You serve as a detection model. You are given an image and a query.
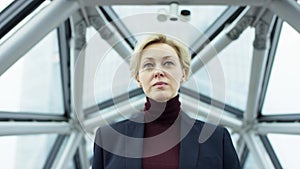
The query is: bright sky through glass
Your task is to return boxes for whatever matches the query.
[0,0,15,12]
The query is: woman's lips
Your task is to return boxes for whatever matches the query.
[153,82,167,88]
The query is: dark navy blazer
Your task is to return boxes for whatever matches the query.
[92,112,241,169]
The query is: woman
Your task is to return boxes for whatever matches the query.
[92,34,241,169]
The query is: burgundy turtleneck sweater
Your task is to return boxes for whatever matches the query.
[142,95,181,169]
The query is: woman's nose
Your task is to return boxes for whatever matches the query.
[154,69,164,78]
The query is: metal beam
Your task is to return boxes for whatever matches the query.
[268,0,300,33]
[84,92,243,133]
[83,96,145,132]
[256,122,300,135]
[236,135,247,159]
[180,87,243,118]
[244,49,269,122]
[243,132,275,169]
[51,131,83,169]
[87,6,132,62]
[190,31,232,74]
[0,111,67,121]
[58,21,72,118]
[180,95,243,131]
[84,0,269,6]
[258,18,283,114]
[77,139,90,169]
[259,114,300,122]
[0,121,71,136]
[43,135,66,169]
[244,10,275,122]
[84,88,144,116]
[190,6,242,58]
[191,7,253,74]
[70,10,88,123]
[100,6,136,49]
[259,135,283,169]
[0,0,79,76]
[0,0,44,39]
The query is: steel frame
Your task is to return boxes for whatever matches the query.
[0,0,80,76]
[1,0,300,168]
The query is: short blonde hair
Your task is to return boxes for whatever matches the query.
[130,34,191,80]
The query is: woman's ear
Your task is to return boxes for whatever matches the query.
[181,68,187,82]
[136,75,142,87]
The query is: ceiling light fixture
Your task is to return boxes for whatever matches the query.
[157,2,191,22]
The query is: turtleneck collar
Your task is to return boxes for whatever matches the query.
[144,95,181,124]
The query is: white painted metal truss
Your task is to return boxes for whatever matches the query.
[0,0,300,168]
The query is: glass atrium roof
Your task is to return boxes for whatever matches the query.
[0,0,300,168]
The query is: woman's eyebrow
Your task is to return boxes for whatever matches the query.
[163,55,173,59]
[162,55,176,60]
[142,55,176,61]
[141,57,154,61]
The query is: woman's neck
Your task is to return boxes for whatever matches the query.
[144,95,181,124]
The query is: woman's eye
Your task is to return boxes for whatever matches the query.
[164,61,174,66]
[144,63,154,68]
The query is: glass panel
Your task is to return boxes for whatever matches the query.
[113,5,227,45]
[243,151,260,169]
[268,134,300,169]
[187,28,254,111]
[67,160,76,169]
[262,22,300,115]
[85,135,93,166]
[0,134,57,169]
[83,27,138,109]
[0,1,51,45]
[0,0,15,12]
[0,30,64,114]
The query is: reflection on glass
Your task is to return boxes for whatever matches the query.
[0,134,57,169]
[0,0,15,12]
[268,134,300,169]
[262,22,300,115]
[83,28,138,109]
[0,30,64,114]
[189,28,254,111]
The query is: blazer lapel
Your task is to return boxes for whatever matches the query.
[179,113,201,169]
[124,114,144,169]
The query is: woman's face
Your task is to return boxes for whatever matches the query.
[136,43,186,102]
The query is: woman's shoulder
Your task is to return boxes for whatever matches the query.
[95,112,144,134]
[182,112,228,136]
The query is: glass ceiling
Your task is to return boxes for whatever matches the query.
[262,22,300,115]
[83,5,229,109]
[1,1,300,169]
[188,28,254,111]
[0,0,15,13]
[0,30,64,114]
[113,5,227,45]
[268,134,300,169]
[84,27,137,108]
[0,0,51,45]
[0,134,57,169]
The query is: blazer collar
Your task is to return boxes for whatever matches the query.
[125,114,144,169]
[124,112,201,169]
[179,112,201,169]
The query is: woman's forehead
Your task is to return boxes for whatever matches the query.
[141,43,178,58]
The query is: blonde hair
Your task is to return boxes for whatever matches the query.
[130,34,191,80]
